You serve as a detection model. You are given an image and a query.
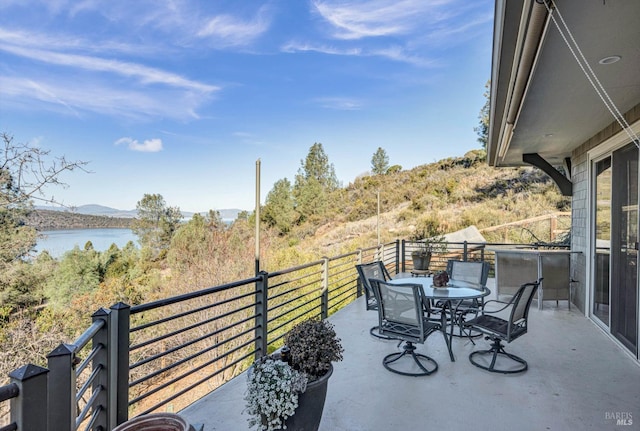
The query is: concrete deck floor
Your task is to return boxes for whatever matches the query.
[181,283,640,431]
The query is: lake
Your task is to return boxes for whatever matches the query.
[36,228,138,258]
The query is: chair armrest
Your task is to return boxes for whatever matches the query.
[480,299,513,314]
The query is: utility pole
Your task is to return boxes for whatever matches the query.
[255,159,261,275]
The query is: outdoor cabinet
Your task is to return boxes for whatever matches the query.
[494,249,572,309]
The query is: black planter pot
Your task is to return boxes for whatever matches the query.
[411,252,432,270]
[284,365,333,431]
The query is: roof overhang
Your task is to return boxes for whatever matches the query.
[488,0,640,169]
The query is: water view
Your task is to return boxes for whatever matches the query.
[36,228,138,258]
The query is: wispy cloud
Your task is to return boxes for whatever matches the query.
[0,41,218,93]
[196,7,271,47]
[282,41,436,67]
[0,75,206,121]
[115,137,163,153]
[313,97,364,111]
[294,0,489,67]
[281,41,362,56]
[0,28,162,57]
[0,27,219,119]
[312,0,451,40]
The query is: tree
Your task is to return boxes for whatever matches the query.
[293,143,339,222]
[131,193,182,253]
[371,147,390,175]
[44,246,103,310]
[262,178,295,234]
[475,80,491,150]
[0,132,88,311]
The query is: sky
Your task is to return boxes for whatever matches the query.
[0,0,494,213]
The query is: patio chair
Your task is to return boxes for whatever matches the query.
[442,260,490,340]
[355,262,396,340]
[447,259,490,286]
[464,278,542,374]
[369,278,445,376]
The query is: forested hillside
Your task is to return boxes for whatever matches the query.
[261,148,571,258]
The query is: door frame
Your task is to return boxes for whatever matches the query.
[587,122,640,360]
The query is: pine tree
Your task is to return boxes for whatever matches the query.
[475,80,491,150]
[263,178,295,234]
[371,147,390,175]
[293,143,339,222]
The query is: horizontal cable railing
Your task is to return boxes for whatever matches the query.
[127,275,262,417]
[401,240,569,275]
[125,242,398,418]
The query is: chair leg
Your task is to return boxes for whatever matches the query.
[469,338,528,374]
[454,312,483,344]
[383,341,438,376]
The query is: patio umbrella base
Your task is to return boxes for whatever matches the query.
[469,339,528,374]
[383,341,438,376]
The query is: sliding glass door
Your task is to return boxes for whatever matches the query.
[593,157,611,325]
[610,143,638,354]
[592,142,638,355]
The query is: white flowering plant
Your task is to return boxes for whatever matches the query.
[244,356,308,431]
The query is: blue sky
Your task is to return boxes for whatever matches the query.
[0,0,493,213]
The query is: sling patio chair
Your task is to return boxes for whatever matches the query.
[369,278,447,376]
[463,278,542,374]
[442,259,490,340]
[356,261,397,340]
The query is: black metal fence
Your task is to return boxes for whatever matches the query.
[0,240,565,430]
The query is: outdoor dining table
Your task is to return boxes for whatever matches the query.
[390,275,491,362]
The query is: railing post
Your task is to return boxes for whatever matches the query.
[110,302,131,427]
[395,240,400,274]
[401,240,406,272]
[463,241,468,261]
[92,308,110,431]
[356,249,363,298]
[47,343,77,431]
[255,271,269,361]
[321,258,329,319]
[9,364,49,431]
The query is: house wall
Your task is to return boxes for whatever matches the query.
[570,103,640,313]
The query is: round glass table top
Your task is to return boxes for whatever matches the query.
[390,276,490,300]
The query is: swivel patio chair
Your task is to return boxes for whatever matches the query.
[355,262,396,340]
[442,260,490,340]
[464,278,542,374]
[369,278,445,376]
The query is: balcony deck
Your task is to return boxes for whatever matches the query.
[181,280,640,431]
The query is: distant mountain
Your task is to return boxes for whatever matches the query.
[36,205,243,221]
[37,204,137,218]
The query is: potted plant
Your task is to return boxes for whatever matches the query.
[432,270,450,287]
[244,319,344,431]
[409,219,448,271]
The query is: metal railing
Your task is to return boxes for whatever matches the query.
[2,239,567,430]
